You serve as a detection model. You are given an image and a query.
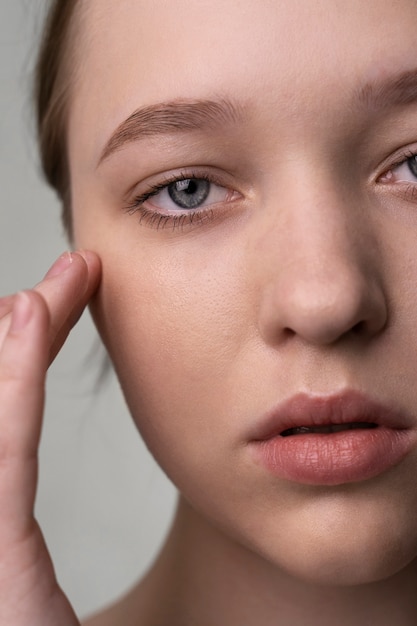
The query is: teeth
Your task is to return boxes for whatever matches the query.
[281,422,378,437]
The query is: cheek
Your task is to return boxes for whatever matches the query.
[87,228,253,471]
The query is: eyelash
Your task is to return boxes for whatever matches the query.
[123,149,417,231]
[124,171,229,231]
[390,149,416,170]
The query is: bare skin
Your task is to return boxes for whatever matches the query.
[0,251,100,626]
[73,1,417,624]
[82,498,417,626]
[5,1,417,625]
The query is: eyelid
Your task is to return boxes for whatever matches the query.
[125,167,242,211]
[374,145,417,205]
[123,167,245,231]
[376,144,417,182]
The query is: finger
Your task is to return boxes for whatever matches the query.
[0,296,15,351]
[34,250,101,363]
[0,295,15,320]
[0,291,49,535]
[0,251,101,546]
[0,251,101,364]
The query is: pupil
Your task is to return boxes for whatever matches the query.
[408,156,417,177]
[168,179,210,209]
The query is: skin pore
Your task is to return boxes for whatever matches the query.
[62,1,417,624]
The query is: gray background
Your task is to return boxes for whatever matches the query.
[0,0,176,619]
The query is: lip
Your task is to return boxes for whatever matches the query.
[249,390,416,485]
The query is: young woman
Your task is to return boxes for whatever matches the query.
[2,1,417,624]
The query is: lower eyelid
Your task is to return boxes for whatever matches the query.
[124,174,246,231]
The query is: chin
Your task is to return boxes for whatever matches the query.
[257,503,417,587]
[220,479,417,589]
[276,543,414,587]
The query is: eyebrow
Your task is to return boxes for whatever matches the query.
[357,69,417,110]
[98,70,417,166]
[98,98,243,165]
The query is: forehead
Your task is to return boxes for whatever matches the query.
[69,0,417,163]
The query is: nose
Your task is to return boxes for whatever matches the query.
[257,191,388,347]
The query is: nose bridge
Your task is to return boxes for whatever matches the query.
[257,179,387,346]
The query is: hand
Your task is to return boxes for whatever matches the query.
[0,251,101,626]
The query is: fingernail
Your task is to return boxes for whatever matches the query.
[44,252,73,279]
[10,292,32,332]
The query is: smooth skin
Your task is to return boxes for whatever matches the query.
[4,1,417,625]
[72,1,417,624]
[0,252,100,626]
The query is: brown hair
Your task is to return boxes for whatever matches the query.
[35,0,79,235]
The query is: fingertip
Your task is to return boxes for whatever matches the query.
[43,252,74,280]
[43,251,101,286]
[74,249,102,288]
[75,249,101,271]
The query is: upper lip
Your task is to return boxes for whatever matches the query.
[251,390,412,441]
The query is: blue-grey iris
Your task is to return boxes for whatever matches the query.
[168,179,210,209]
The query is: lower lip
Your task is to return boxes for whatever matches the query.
[252,427,414,485]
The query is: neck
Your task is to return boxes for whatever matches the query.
[131,496,417,626]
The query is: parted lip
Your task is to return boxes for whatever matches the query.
[250,390,412,442]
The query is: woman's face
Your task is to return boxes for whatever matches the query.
[70,0,417,585]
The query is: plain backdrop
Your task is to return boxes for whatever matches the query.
[0,0,176,619]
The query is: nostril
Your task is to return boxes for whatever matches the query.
[351,320,366,335]
[282,327,296,340]
[257,258,388,347]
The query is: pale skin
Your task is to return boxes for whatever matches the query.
[3,0,417,624]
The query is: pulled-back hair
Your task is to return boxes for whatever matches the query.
[34,0,79,235]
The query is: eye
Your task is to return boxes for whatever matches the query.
[381,153,417,184]
[144,177,235,212]
[125,172,242,231]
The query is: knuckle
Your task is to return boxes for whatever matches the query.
[0,430,37,470]
[26,290,50,324]
[0,364,21,385]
